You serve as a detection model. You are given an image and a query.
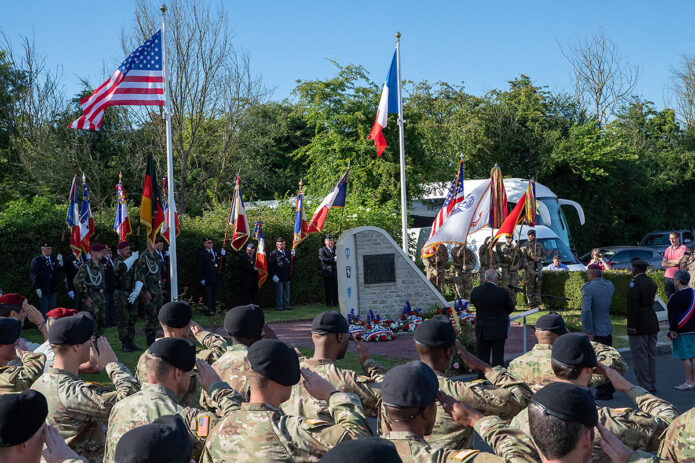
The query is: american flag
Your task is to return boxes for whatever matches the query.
[69,30,165,130]
[426,161,466,242]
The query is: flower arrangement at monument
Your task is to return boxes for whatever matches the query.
[347,309,394,342]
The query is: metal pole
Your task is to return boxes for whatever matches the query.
[395,32,408,253]
[161,4,178,300]
[523,316,528,353]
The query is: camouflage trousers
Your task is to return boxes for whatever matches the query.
[82,291,106,338]
[427,270,446,294]
[524,268,543,307]
[139,288,162,343]
[452,270,473,300]
[116,290,137,343]
[499,269,519,305]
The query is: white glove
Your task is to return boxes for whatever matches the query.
[35,289,42,298]
[68,290,75,299]
[165,250,170,257]
[85,253,91,260]
[131,250,139,260]
[200,280,205,286]
[57,253,63,265]
[123,254,138,271]
[128,281,143,304]
[220,249,226,256]
[273,275,280,283]
[334,256,338,262]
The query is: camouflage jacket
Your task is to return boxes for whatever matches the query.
[135,331,228,409]
[427,367,533,450]
[658,406,695,463]
[103,381,242,463]
[383,416,539,463]
[0,351,45,394]
[201,392,372,463]
[507,342,628,392]
[281,357,386,420]
[134,251,162,293]
[519,241,545,271]
[511,386,680,462]
[451,246,477,273]
[212,343,251,400]
[113,256,134,293]
[73,259,106,299]
[478,242,501,270]
[31,362,139,462]
[498,242,522,270]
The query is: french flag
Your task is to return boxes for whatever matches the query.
[368,51,398,157]
[308,168,349,233]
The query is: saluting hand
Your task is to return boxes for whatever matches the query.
[301,367,336,401]
[438,391,484,427]
[455,339,490,374]
[353,338,369,366]
[94,337,118,366]
[196,359,222,390]
[597,423,633,463]
[43,425,81,463]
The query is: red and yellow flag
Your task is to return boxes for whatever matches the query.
[140,155,165,245]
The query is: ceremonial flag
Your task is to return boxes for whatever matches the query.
[160,177,180,244]
[79,181,95,254]
[66,175,83,257]
[227,176,250,251]
[424,161,466,249]
[307,168,349,234]
[253,220,268,288]
[293,190,309,249]
[140,155,165,245]
[69,30,165,130]
[421,180,492,258]
[113,179,132,243]
[490,180,536,248]
[368,51,398,157]
[489,165,508,229]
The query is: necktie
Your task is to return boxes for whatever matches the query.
[47,256,53,271]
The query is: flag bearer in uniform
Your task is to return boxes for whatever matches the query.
[72,242,107,337]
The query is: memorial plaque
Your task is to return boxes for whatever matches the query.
[363,254,396,284]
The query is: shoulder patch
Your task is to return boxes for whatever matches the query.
[197,416,210,437]
[305,419,328,425]
[452,449,480,460]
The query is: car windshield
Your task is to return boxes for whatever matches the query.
[642,234,670,246]
[519,238,579,265]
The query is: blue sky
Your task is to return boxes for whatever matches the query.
[4,1,695,110]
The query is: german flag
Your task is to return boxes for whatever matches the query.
[140,155,165,245]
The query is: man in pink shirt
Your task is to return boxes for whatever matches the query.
[662,231,687,299]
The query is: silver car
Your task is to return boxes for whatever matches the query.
[579,246,664,270]
[639,230,695,253]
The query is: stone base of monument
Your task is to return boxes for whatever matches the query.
[336,226,447,321]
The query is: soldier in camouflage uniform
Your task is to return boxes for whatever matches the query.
[384,318,532,450]
[31,314,139,462]
[129,240,163,346]
[201,339,372,463]
[380,361,539,463]
[519,229,546,307]
[478,236,500,270]
[497,235,521,304]
[135,302,227,409]
[212,304,269,400]
[0,317,45,394]
[283,311,385,421]
[113,241,140,352]
[104,338,242,463]
[423,244,448,293]
[659,406,695,462]
[510,333,680,462]
[73,242,108,337]
[507,312,627,392]
[451,245,477,300]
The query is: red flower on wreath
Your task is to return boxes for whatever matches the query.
[401,315,406,320]
[380,335,387,341]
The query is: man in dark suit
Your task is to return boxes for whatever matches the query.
[318,234,338,307]
[470,268,515,369]
[269,236,292,311]
[239,242,259,305]
[64,251,83,310]
[627,258,659,393]
[30,242,63,315]
[197,236,225,315]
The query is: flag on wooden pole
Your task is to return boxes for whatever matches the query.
[140,155,165,246]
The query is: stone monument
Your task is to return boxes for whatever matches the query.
[336,226,447,319]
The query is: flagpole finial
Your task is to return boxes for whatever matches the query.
[299,179,303,191]
[395,32,401,40]
[82,173,86,183]
[119,172,123,182]
[160,4,167,13]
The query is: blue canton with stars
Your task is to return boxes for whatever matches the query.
[118,30,162,74]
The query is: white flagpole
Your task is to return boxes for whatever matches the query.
[395,32,408,253]
[161,4,178,300]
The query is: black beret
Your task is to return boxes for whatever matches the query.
[321,437,402,463]
[246,242,256,249]
[114,415,192,463]
[0,317,21,345]
[325,234,333,240]
[157,301,192,328]
[247,339,300,386]
[148,338,196,372]
[382,361,438,408]
[535,312,569,335]
[551,333,597,368]
[0,390,48,447]
[311,311,349,334]
[631,258,649,269]
[224,305,264,338]
[414,317,456,349]
[155,236,165,244]
[48,313,94,345]
[531,382,598,427]
[527,229,536,235]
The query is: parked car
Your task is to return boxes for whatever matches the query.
[639,230,695,253]
[579,246,664,270]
